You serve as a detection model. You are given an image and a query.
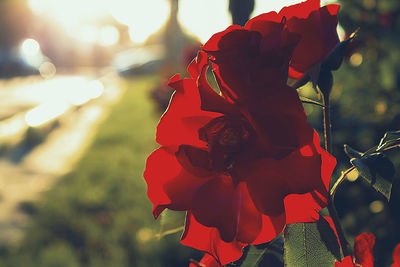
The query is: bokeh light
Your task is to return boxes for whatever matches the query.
[20,38,40,57]
[99,25,120,46]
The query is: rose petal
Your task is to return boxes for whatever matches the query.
[156,73,221,147]
[335,256,354,267]
[235,182,263,243]
[144,147,212,218]
[279,0,321,19]
[287,6,339,76]
[191,177,239,242]
[251,214,286,245]
[181,212,245,265]
[197,61,237,114]
[284,131,336,223]
[188,50,209,79]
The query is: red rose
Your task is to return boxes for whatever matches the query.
[144,47,335,264]
[144,1,339,264]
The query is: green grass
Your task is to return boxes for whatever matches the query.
[1,76,200,267]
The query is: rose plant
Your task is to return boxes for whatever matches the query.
[143,0,399,266]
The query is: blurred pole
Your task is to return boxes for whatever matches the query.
[229,0,255,26]
[165,0,182,65]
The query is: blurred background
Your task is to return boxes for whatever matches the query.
[0,0,398,266]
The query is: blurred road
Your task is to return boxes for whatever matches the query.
[0,71,123,244]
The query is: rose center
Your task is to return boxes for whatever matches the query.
[218,128,241,146]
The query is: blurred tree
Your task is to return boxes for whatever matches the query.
[229,0,255,26]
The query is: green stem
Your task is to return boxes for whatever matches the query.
[322,93,351,258]
[330,166,356,199]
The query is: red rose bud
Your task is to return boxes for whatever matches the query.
[392,243,400,267]
[334,233,376,267]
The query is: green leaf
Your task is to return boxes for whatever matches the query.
[230,236,283,267]
[350,153,395,201]
[156,209,185,239]
[377,130,400,151]
[299,96,325,108]
[344,144,363,159]
[284,216,341,267]
[322,34,356,71]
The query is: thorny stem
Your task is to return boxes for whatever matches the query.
[322,93,351,258]
[330,166,356,199]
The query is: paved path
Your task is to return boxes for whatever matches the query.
[0,71,123,244]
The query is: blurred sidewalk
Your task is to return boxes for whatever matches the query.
[0,71,123,244]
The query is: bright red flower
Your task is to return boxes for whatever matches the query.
[354,233,375,267]
[392,243,400,267]
[334,233,375,267]
[144,1,338,264]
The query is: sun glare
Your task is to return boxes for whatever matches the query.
[26,0,329,46]
[99,26,120,46]
[27,0,169,45]
[110,0,170,44]
[179,0,231,43]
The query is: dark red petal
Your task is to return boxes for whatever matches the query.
[287,5,340,77]
[191,177,239,242]
[235,182,263,243]
[334,256,354,267]
[279,0,320,19]
[392,243,400,267]
[284,131,336,223]
[241,159,287,216]
[189,254,221,267]
[212,64,240,103]
[245,84,314,158]
[245,14,283,35]
[156,76,220,147]
[188,50,209,79]
[243,130,335,220]
[245,12,281,30]
[202,25,245,53]
[197,61,237,114]
[181,212,245,265]
[144,147,211,218]
[251,214,286,245]
[175,145,214,177]
[354,233,375,267]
